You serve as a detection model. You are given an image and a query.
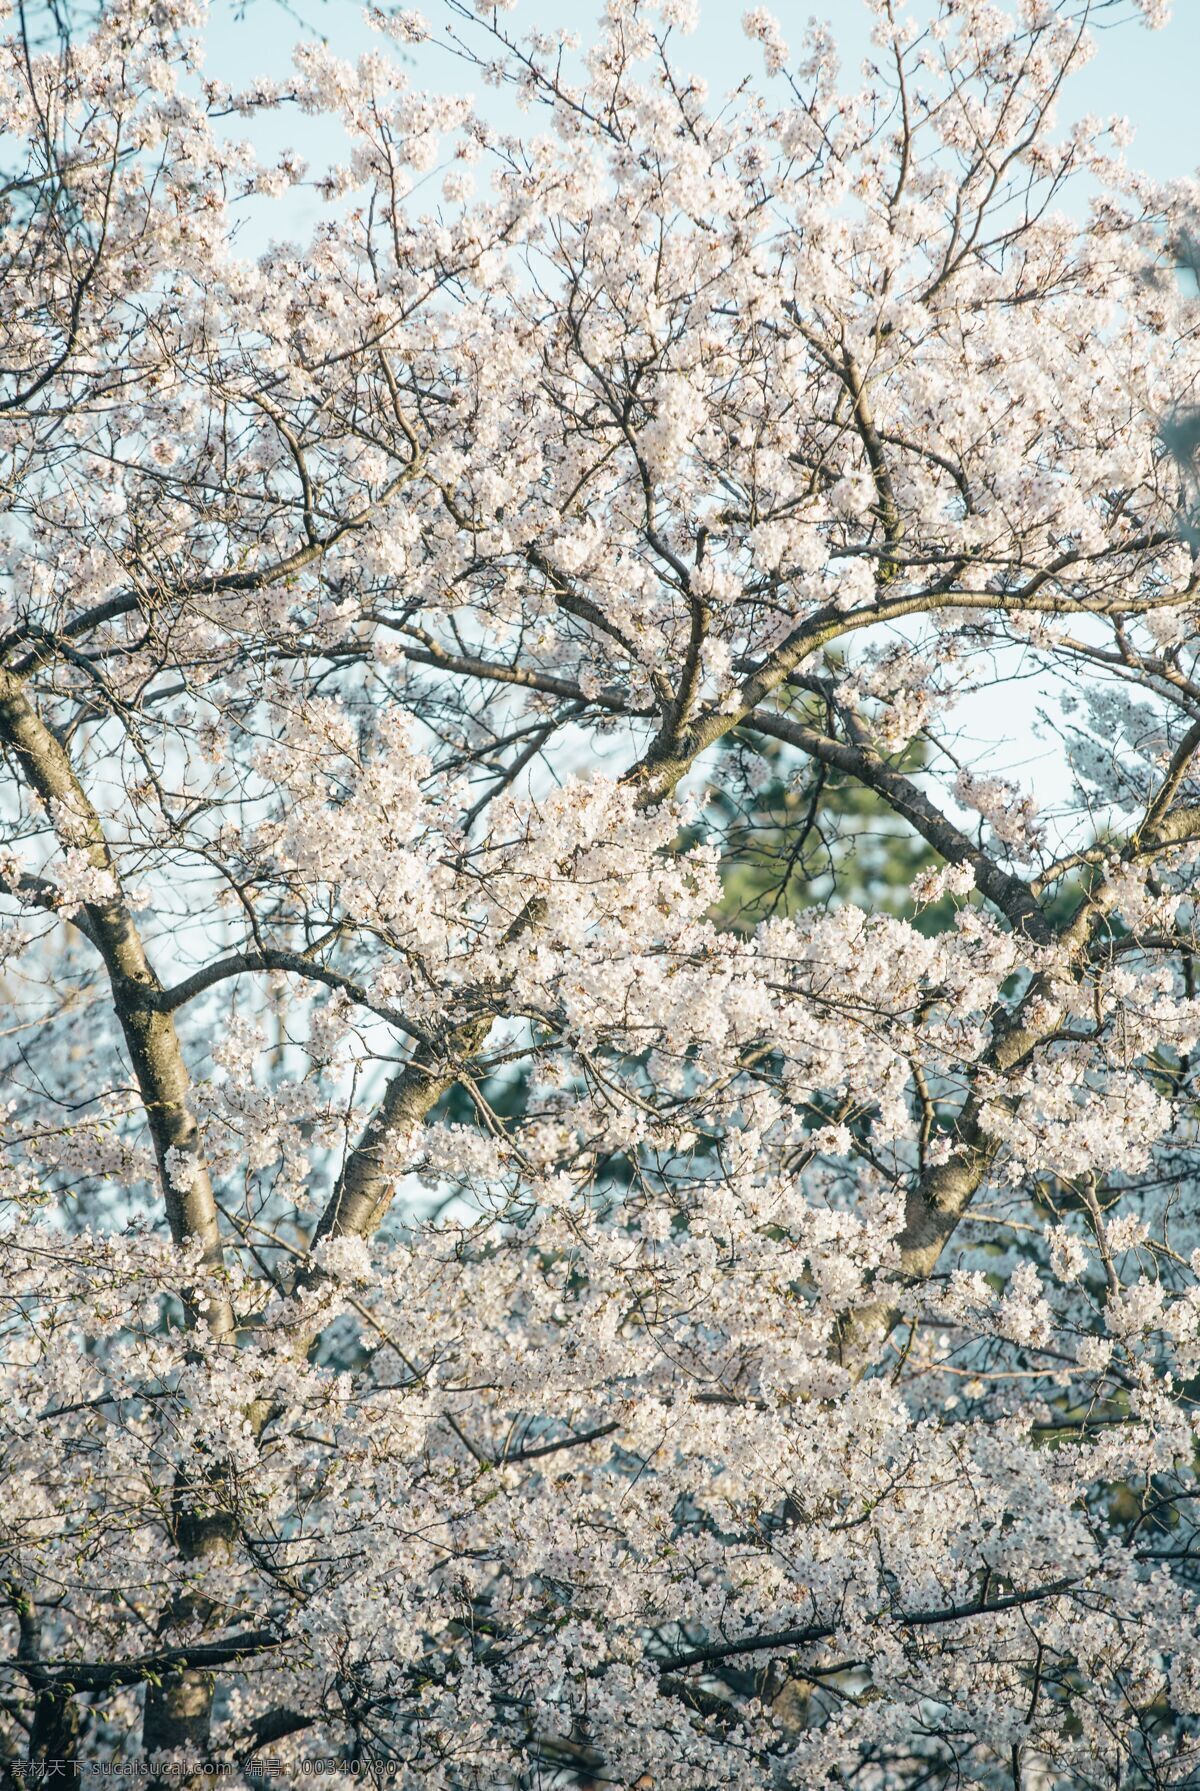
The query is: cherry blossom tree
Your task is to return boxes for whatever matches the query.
[3,0,1200,1783]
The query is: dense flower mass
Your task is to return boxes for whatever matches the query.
[2,0,1200,1784]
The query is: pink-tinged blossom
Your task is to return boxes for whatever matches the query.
[1,0,1200,1784]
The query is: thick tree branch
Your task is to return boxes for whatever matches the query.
[743,709,1053,943]
[656,1576,1077,1674]
[5,1631,280,1694]
[0,667,232,1337]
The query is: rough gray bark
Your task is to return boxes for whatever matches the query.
[0,667,236,1772]
[0,669,232,1337]
[312,1044,464,1246]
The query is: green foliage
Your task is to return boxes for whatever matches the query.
[684,703,951,934]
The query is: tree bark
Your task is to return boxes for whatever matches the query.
[0,669,236,1769]
[0,669,232,1336]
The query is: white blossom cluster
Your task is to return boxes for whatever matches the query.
[1,0,1200,1785]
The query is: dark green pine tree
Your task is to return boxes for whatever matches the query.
[684,713,955,936]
